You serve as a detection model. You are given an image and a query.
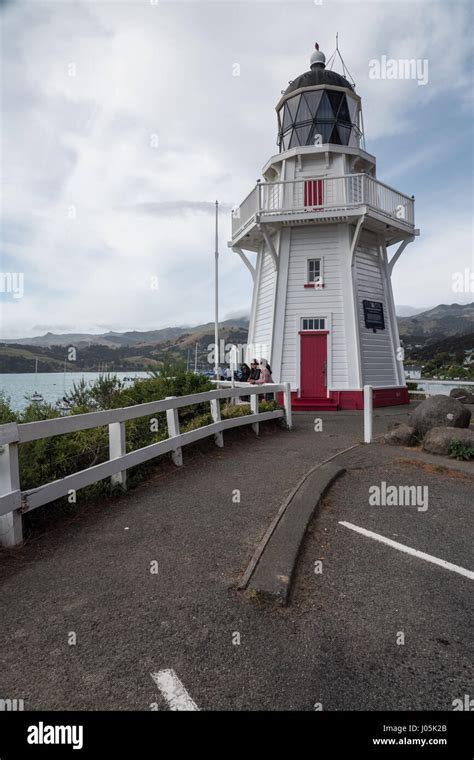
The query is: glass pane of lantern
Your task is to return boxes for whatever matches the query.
[295,124,311,146]
[329,124,342,144]
[282,131,292,150]
[304,90,323,118]
[316,91,334,120]
[296,94,313,123]
[336,96,351,125]
[289,128,300,148]
[327,90,343,116]
[349,128,360,148]
[347,94,358,123]
[309,124,323,146]
[337,124,352,144]
[277,107,283,133]
[287,95,300,121]
[315,121,334,143]
[287,129,297,148]
[282,103,293,131]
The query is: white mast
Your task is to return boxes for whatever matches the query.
[214,200,219,378]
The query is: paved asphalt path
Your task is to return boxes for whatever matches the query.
[0,407,472,711]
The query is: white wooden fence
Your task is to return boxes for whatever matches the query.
[0,383,292,548]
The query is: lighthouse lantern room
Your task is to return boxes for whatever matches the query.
[229,44,419,410]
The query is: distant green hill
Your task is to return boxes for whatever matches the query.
[0,317,250,349]
[406,332,474,362]
[1,304,472,373]
[0,321,249,373]
[398,302,474,342]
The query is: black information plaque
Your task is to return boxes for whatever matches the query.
[363,300,385,331]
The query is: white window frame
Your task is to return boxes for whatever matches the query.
[301,317,326,331]
[306,257,324,287]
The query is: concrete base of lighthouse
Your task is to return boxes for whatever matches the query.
[277,387,409,411]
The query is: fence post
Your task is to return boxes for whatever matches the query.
[364,384,373,443]
[250,391,259,435]
[165,397,183,466]
[283,383,293,430]
[230,346,237,389]
[210,398,224,448]
[109,421,127,489]
[0,442,23,547]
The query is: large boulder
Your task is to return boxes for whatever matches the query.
[384,423,418,446]
[409,395,471,438]
[423,426,474,456]
[450,387,474,405]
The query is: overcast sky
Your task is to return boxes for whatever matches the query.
[1,0,473,338]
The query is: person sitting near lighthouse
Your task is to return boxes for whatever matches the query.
[249,359,273,385]
[249,359,274,400]
[239,362,252,401]
[248,359,261,382]
[239,363,251,382]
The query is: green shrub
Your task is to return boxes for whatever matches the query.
[448,440,474,461]
[125,414,168,451]
[0,392,18,424]
[182,413,213,431]
[221,403,251,418]
[2,364,283,514]
[259,399,283,412]
[19,424,109,491]
[61,377,119,410]
[5,364,214,497]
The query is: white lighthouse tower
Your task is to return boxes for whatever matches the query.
[229,44,419,410]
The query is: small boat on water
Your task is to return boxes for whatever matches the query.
[31,359,44,403]
[56,360,71,414]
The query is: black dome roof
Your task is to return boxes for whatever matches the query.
[285,67,354,95]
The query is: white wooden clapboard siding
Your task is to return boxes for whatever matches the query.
[354,231,397,386]
[300,153,344,177]
[280,224,348,388]
[299,155,326,176]
[252,245,277,358]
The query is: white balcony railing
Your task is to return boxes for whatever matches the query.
[231,173,415,238]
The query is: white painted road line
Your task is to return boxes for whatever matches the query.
[151,669,199,711]
[339,521,474,580]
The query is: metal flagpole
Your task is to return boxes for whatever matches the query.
[214,200,219,379]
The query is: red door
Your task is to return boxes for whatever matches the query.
[300,331,328,398]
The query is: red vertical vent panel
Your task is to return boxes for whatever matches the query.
[304,179,324,207]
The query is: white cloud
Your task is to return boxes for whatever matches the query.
[0,0,472,338]
[391,209,474,307]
